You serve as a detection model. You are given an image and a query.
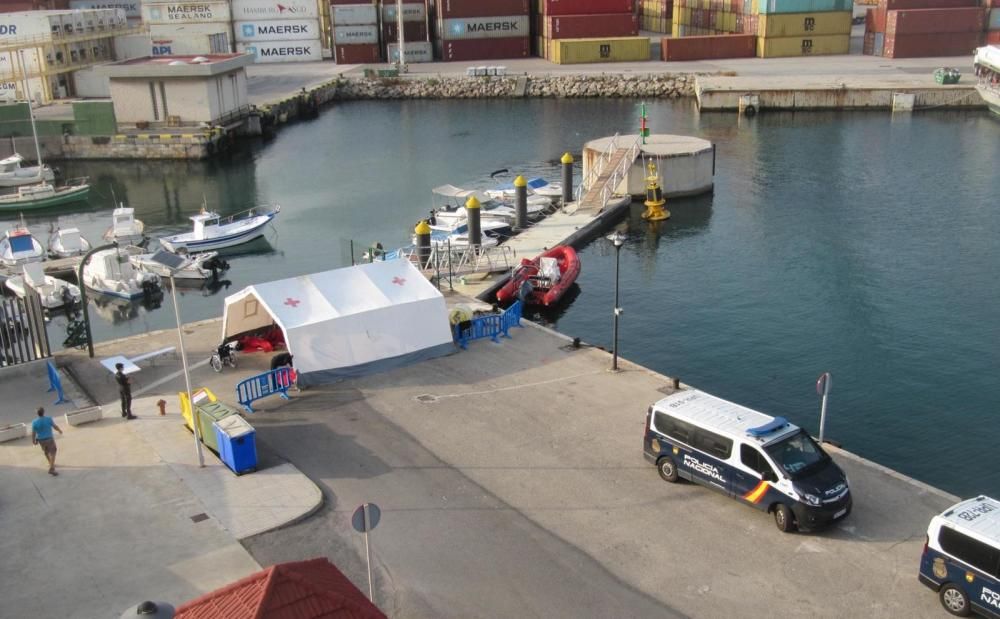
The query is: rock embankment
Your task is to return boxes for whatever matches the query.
[330,74,695,100]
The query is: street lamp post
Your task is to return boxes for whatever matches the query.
[607,231,627,371]
[149,250,204,467]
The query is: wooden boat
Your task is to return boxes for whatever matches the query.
[0,153,55,188]
[0,179,89,211]
[495,245,580,307]
[159,205,279,253]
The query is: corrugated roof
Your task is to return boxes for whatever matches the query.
[175,558,387,619]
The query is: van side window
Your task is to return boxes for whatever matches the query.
[654,412,694,445]
[740,444,775,479]
[694,429,732,460]
[939,527,1000,578]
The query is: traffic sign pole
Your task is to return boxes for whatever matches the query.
[817,372,832,443]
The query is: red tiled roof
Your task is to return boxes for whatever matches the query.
[175,558,387,619]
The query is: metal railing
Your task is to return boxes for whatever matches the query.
[236,367,294,414]
[0,290,50,368]
[379,242,516,289]
[598,136,642,212]
[453,301,523,349]
[575,132,621,202]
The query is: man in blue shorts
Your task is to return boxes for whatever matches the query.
[31,407,63,476]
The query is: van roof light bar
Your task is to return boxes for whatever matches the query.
[746,417,789,438]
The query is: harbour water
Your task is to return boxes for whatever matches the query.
[5,98,998,497]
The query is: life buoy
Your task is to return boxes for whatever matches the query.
[744,104,757,116]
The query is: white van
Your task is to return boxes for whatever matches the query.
[919,496,1000,618]
[643,389,852,532]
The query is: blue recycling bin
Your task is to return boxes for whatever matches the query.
[213,415,258,475]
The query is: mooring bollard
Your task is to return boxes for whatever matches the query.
[415,220,432,268]
[561,152,574,204]
[514,175,528,230]
[465,195,482,248]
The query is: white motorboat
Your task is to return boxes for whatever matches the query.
[975,45,1000,116]
[427,219,511,239]
[4,262,80,309]
[487,177,564,201]
[48,226,92,259]
[430,184,547,229]
[82,247,161,299]
[125,246,229,281]
[0,179,89,211]
[429,230,499,249]
[103,206,146,246]
[159,205,280,253]
[0,224,44,266]
[0,153,55,188]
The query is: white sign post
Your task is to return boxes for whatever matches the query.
[816,372,832,444]
[351,502,381,603]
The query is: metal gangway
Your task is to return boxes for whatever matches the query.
[572,133,642,214]
[370,242,517,290]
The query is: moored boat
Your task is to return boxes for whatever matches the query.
[126,246,229,281]
[974,45,1000,116]
[48,226,92,258]
[0,224,44,266]
[495,245,581,307]
[4,262,80,309]
[159,205,279,253]
[0,153,55,188]
[0,179,89,211]
[82,247,161,299]
[103,205,147,246]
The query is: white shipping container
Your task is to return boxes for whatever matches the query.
[382,2,427,23]
[114,33,152,59]
[387,40,432,63]
[332,4,378,26]
[234,19,320,42]
[231,0,319,21]
[72,65,111,97]
[150,32,231,55]
[150,22,232,36]
[0,48,44,77]
[69,1,141,21]
[0,12,64,41]
[142,2,232,25]
[236,39,322,62]
[333,24,378,45]
[0,76,47,102]
[438,15,529,40]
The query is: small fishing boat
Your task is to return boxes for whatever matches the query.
[103,206,146,246]
[48,226,92,259]
[82,247,161,299]
[428,219,512,239]
[495,245,581,307]
[126,246,229,281]
[159,204,280,253]
[0,153,55,188]
[0,224,44,266]
[431,185,548,228]
[430,231,499,249]
[487,177,564,201]
[0,179,89,211]
[4,262,80,309]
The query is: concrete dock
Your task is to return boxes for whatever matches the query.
[38,311,961,618]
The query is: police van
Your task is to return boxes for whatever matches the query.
[643,389,852,532]
[919,496,1000,618]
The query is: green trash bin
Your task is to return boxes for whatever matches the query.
[195,401,235,454]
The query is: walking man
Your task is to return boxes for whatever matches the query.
[115,362,136,420]
[31,407,63,476]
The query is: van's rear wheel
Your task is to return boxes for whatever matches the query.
[940,583,971,616]
[657,456,679,483]
[773,503,797,533]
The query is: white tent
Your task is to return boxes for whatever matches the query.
[221,260,454,385]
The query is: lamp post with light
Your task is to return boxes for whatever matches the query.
[607,231,627,371]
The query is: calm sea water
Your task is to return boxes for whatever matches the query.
[6,99,998,497]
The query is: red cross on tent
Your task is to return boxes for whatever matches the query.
[284,297,300,308]
[392,277,406,286]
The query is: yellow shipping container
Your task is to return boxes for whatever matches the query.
[757,12,852,37]
[751,0,759,14]
[756,34,850,57]
[721,11,736,32]
[672,22,682,36]
[550,37,651,64]
[672,4,681,21]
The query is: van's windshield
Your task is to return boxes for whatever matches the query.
[763,430,829,480]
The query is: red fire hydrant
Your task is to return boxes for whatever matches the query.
[157,399,167,416]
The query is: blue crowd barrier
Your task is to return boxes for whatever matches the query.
[236,367,294,413]
[46,361,69,405]
[454,301,523,350]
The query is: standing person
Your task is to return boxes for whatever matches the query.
[115,363,136,420]
[31,407,63,476]
[270,352,293,371]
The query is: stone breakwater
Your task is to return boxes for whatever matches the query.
[329,74,695,100]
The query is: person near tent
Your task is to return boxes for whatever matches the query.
[271,352,298,391]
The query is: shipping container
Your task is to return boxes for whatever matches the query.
[436,36,529,60]
[549,36,650,63]
[333,24,379,44]
[142,1,231,25]
[438,15,530,39]
[383,1,427,22]
[383,21,428,41]
[539,0,635,16]
[435,0,529,19]
[886,8,984,35]
[862,29,875,53]
[230,0,319,21]
[151,32,231,55]
[871,8,886,32]
[755,33,849,56]
[986,30,1000,44]
[0,12,66,40]
[883,30,981,56]
[877,0,976,11]
[331,4,378,26]
[334,42,380,62]
[756,0,850,14]
[237,38,323,61]
[0,77,46,101]
[873,31,884,54]
[150,22,231,36]
[660,33,754,59]
[989,8,1000,30]
[543,13,638,39]
[235,19,320,42]
[68,0,139,20]
[757,11,851,37]
[387,39,433,62]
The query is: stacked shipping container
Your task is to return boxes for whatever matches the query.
[383,1,432,63]
[233,0,323,63]
[863,0,983,57]
[535,0,641,63]
[141,1,232,56]
[330,2,380,64]
[640,0,673,33]
[433,0,530,61]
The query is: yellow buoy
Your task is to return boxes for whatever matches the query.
[642,160,670,221]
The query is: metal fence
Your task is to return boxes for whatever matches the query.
[0,290,51,368]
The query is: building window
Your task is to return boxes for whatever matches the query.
[149,82,158,121]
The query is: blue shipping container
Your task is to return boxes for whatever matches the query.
[758,0,852,15]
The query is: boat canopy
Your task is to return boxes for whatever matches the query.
[977,45,1000,71]
[221,259,454,386]
[432,184,491,203]
[0,154,24,170]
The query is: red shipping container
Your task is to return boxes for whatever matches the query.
[886,8,984,35]
[883,31,982,57]
[543,13,637,38]
[436,0,529,18]
[383,21,429,41]
[871,8,886,32]
[660,34,755,60]
[335,43,381,63]
[436,37,530,60]
[539,0,634,16]
[877,0,975,12]
[863,31,876,54]
[988,30,1000,43]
